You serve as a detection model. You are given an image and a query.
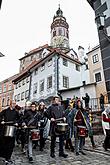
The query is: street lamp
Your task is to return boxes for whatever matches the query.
[95,13,110,42]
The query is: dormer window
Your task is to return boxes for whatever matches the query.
[41,63,45,71]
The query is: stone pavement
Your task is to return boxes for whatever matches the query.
[0,135,110,165]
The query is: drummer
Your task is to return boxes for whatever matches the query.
[68,99,88,155]
[44,96,68,158]
[23,101,40,163]
[0,100,19,164]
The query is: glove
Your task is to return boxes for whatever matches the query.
[1,121,5,124]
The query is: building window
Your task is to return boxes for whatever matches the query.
[15,83,18,89]
[3,84,7,92]
[40,79,44,92]
[33,83,37,94]
[63,76,69,88]
[41,64,45,71]
[18,82,21,87]
[92,54,99,63]
[75,64,80,71]
[48,59,52,67]
[17,94,20,102]
[0,85,2,93]
[31,55,34,61]
[106,81,110,92]
[47,76,52,89]
[25,90,29,99]
[26,77,29,83]
[21,92,25,100]
[8,83,12,91]
[14,95,17,102]
[2,98,5,107]
[95,72,102,82]
[63,58,68,66]
[59,28,62,35]
[7,97,10,106]
[22,79,25,85]
[34,68,38,75]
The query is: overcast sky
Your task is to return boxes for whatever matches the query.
[0,0,99,81]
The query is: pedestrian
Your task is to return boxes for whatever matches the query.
[44,96,68,158]
[0,100,19,164]
[68,99,88,155]
[82,93,90,109]
[102,106,110,151]
[99,93,105,112]
[65,105,74,152]
[23,102,40,163]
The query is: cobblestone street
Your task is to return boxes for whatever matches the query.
[0,135,110,165]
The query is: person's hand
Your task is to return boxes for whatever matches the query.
[23,125,27,128]
[51,118,55,122]
[1,121,5,124]
[63,117,66,122]
[14,123,18,127]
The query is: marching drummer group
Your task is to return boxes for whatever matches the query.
[0,96,98,164]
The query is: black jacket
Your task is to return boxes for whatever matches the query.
[0,107,19,123]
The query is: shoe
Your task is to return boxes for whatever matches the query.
[80,151,86,155]
[76,152,79,156]
[92,145,96,149]
[22,148,26,153]
[59,153,68,158]
[70,147,74,152]
[5,159,13,164]
[102,143,108,151]
[65,146,70,149]
[50,153,55,158]
[29,157,33,163]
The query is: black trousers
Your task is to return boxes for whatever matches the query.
[0,136,15,160]
[104,129,110,149]
[51,134,64,154]
[39,129,45,150]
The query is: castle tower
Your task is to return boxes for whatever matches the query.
[50,5,70,50]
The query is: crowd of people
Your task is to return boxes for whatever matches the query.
[0,93,110,164]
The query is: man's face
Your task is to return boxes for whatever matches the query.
[10,101,16,109]
[31,104,36,111]
[54,98,59,104]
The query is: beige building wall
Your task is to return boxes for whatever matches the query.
[87,45,107,98]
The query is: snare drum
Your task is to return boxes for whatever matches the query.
[31,129,40,141]
[4,125,16,137]
[77,126,88,137]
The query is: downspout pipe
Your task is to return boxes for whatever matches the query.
[56,54,62,100]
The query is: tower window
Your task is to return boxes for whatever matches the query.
[53,31,56,37]
[58,28,62,35]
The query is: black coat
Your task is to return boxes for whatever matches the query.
[44,104,65,135]
[0,107,19,123]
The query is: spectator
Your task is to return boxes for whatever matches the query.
[99,93,105,112]
[82,93,90,109]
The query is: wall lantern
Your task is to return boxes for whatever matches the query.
[95,13,110,42]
